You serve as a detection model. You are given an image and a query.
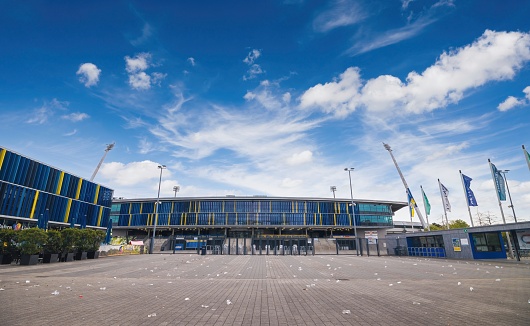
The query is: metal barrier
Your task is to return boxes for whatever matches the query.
[407,247,446,258]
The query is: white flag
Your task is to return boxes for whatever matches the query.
[440,183,451,212]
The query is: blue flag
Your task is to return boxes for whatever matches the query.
[462,174,478,206]
[490,163,506,201]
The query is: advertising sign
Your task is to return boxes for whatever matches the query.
[452,238,461,252]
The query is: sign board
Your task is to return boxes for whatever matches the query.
[516,230,530,250]
[365,231,378,244]
[452,238,461,252]
[460,238,469,246]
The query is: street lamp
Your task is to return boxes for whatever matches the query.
[499,170,517,223]
[173,185,180,197]
[330,186,337,198]
[344,168,359,256]
[149,165,166,254]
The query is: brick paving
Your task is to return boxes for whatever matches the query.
[0,254,529,325]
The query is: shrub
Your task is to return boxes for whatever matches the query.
[0,228,18,255]
[61,228,80,253]
[44,229,62,253]
[17,228,47,255]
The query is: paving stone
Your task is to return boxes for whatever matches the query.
[0,254,529,325]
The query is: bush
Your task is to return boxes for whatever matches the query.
[44,229,62,253]
[17,228,47,255]
[0,228,18,255]
[61,228,80,253]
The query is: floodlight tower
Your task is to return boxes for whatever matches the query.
[90,143,115,182]
[383,143,427,228]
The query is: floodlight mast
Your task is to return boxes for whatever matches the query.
[383,143,427,229]
[90,143,115,182]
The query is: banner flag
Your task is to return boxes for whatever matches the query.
[523,145,530,170]
[490,162,506,201]
[462,174,478,206]
[421,187,431,215]
[407,189,415,217]
[440,182,451,212]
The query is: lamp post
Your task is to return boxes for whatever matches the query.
[149,165,166,254]
[499,170,517,223]
[330,186,336,198]
[344,168,359,256]
[173,185,180,197]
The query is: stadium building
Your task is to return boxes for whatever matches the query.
[111,196,408,254]
[0,146,113,229]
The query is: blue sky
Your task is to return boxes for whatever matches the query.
[1,0,529,224]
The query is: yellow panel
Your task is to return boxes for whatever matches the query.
[93,185,100,204]
[0,149,6,170]
[128,214,132,226]
[75,178,83,199]
[140,203,143,214]
[64,199,72,223]
[56,171,65,195]
[97,206,103,226]
[183,213,187,225]
[29,190,40,219]
[168,202,174,225]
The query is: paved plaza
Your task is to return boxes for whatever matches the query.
[0,254,529,326]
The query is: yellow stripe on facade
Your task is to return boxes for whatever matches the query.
[128,214,132,226]
[64,199,72,223]
[93,185,100,204]
[0,149,6,170]
[29,190,40,219]
[97,206,103,226]
[168,202,174,225]
[56,171,65,195]
[75,179,83,199]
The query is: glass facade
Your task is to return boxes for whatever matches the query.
[0,147,113,227]
[112,198,400,228]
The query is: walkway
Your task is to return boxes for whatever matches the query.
[0,255,529,325]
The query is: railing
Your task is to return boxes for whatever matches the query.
[407,247,446,258]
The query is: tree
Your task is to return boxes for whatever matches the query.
[427,223,444,231]
[448,219,470,229]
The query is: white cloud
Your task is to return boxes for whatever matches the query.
[61,112,89,122]
[99,160,171,186]
[302,30,530,116]
[243,49,261,65]
[348,17,434,56]
[76,63,101,87]
[299,67,362,117]
[125,53,165,90]
[128,71,151,90]
[131,23,153,46]
[313,0,366,33]
[497,86,530,111]
[125,53,151,73]
[26,98,69,124]
[497,96,526,112]
[287,150,313,165]
[281,178,303,188]
[63,129,78,136]
[151,72,167,86]
[187,57,196,66]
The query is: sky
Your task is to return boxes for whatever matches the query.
[1,0,530,225]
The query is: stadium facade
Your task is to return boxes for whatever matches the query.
[0,146,113,228]
[111,196,407,252]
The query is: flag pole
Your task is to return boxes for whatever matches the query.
[420,185,430,231]
[459,170,474,227]
[437,179,449,229]
[488,159,514,259]
[383,143,427,228]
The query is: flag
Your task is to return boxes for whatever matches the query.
[421,187,431,215]
[440,182,451,212]
[406,189,416,217]
[490,162,506,201]
[462,174,478,206]
[524,145,530,171]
